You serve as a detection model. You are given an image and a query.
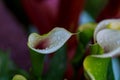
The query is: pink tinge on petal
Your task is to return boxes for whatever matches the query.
[35,38,50,49]
[22,0,85,76]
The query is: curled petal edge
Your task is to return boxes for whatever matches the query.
[92,47,120,58]
[27,27,72,54]
[94,19,120,42]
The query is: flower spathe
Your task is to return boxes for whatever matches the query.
[94,19,120,57]
[28,27,72,54]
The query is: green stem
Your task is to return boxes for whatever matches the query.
[29,49,45,80]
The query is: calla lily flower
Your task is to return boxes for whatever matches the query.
[22,0,84,71]
[27,27,73,79]
[22,1,84,79]
[28,27,72,54]
[83,19,120,80]
[94,19,120,57]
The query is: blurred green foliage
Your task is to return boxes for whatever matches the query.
[73,23,96,65]
[0,50,29,80]
[90,43,104,55]
[12,74,27,80]
[85,0,108,19]
[45,45,67,80]
[84,56,111,80]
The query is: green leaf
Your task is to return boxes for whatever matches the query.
[72,43,85,65]
[83,56,111,80]
[78,23,97,46]
[0,50,15,79]
[0,50,29,80]
[45,45,67,80]
[85,0,108,19]
[29,49,44,80]
[90,43,104,55]
[73,23,97,64]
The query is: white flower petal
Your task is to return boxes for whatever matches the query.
[96,29,120,52]
[92,47,120,58]
[28,27,72,54]
[94,19,120,57]
[94,19,120,42]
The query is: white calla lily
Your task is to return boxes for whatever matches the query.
[94,19,120,57]
[94,19,120,42]
[28,27,72,54]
